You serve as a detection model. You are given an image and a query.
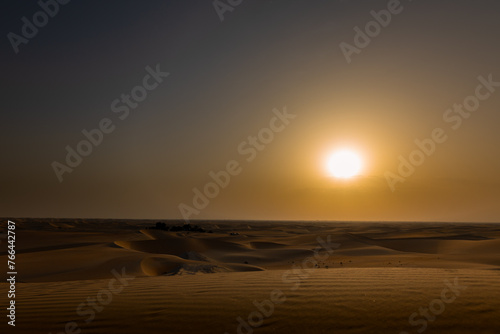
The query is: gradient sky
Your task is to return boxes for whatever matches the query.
[2,0,500,222]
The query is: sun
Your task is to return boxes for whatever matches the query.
[326,149,362,179]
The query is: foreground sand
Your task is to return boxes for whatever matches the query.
[1,219,499,333]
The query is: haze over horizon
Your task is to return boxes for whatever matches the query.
[2,0,500,222]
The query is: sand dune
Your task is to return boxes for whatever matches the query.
[1,219,499,333]
[140,254,263,276]
[7,268,500,334]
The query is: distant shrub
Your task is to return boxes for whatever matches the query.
[151,222,206,233]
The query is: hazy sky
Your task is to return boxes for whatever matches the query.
[2,0,500,222]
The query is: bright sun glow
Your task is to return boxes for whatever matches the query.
[327,150,362,179]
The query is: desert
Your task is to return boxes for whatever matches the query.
[1,219,499,333]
